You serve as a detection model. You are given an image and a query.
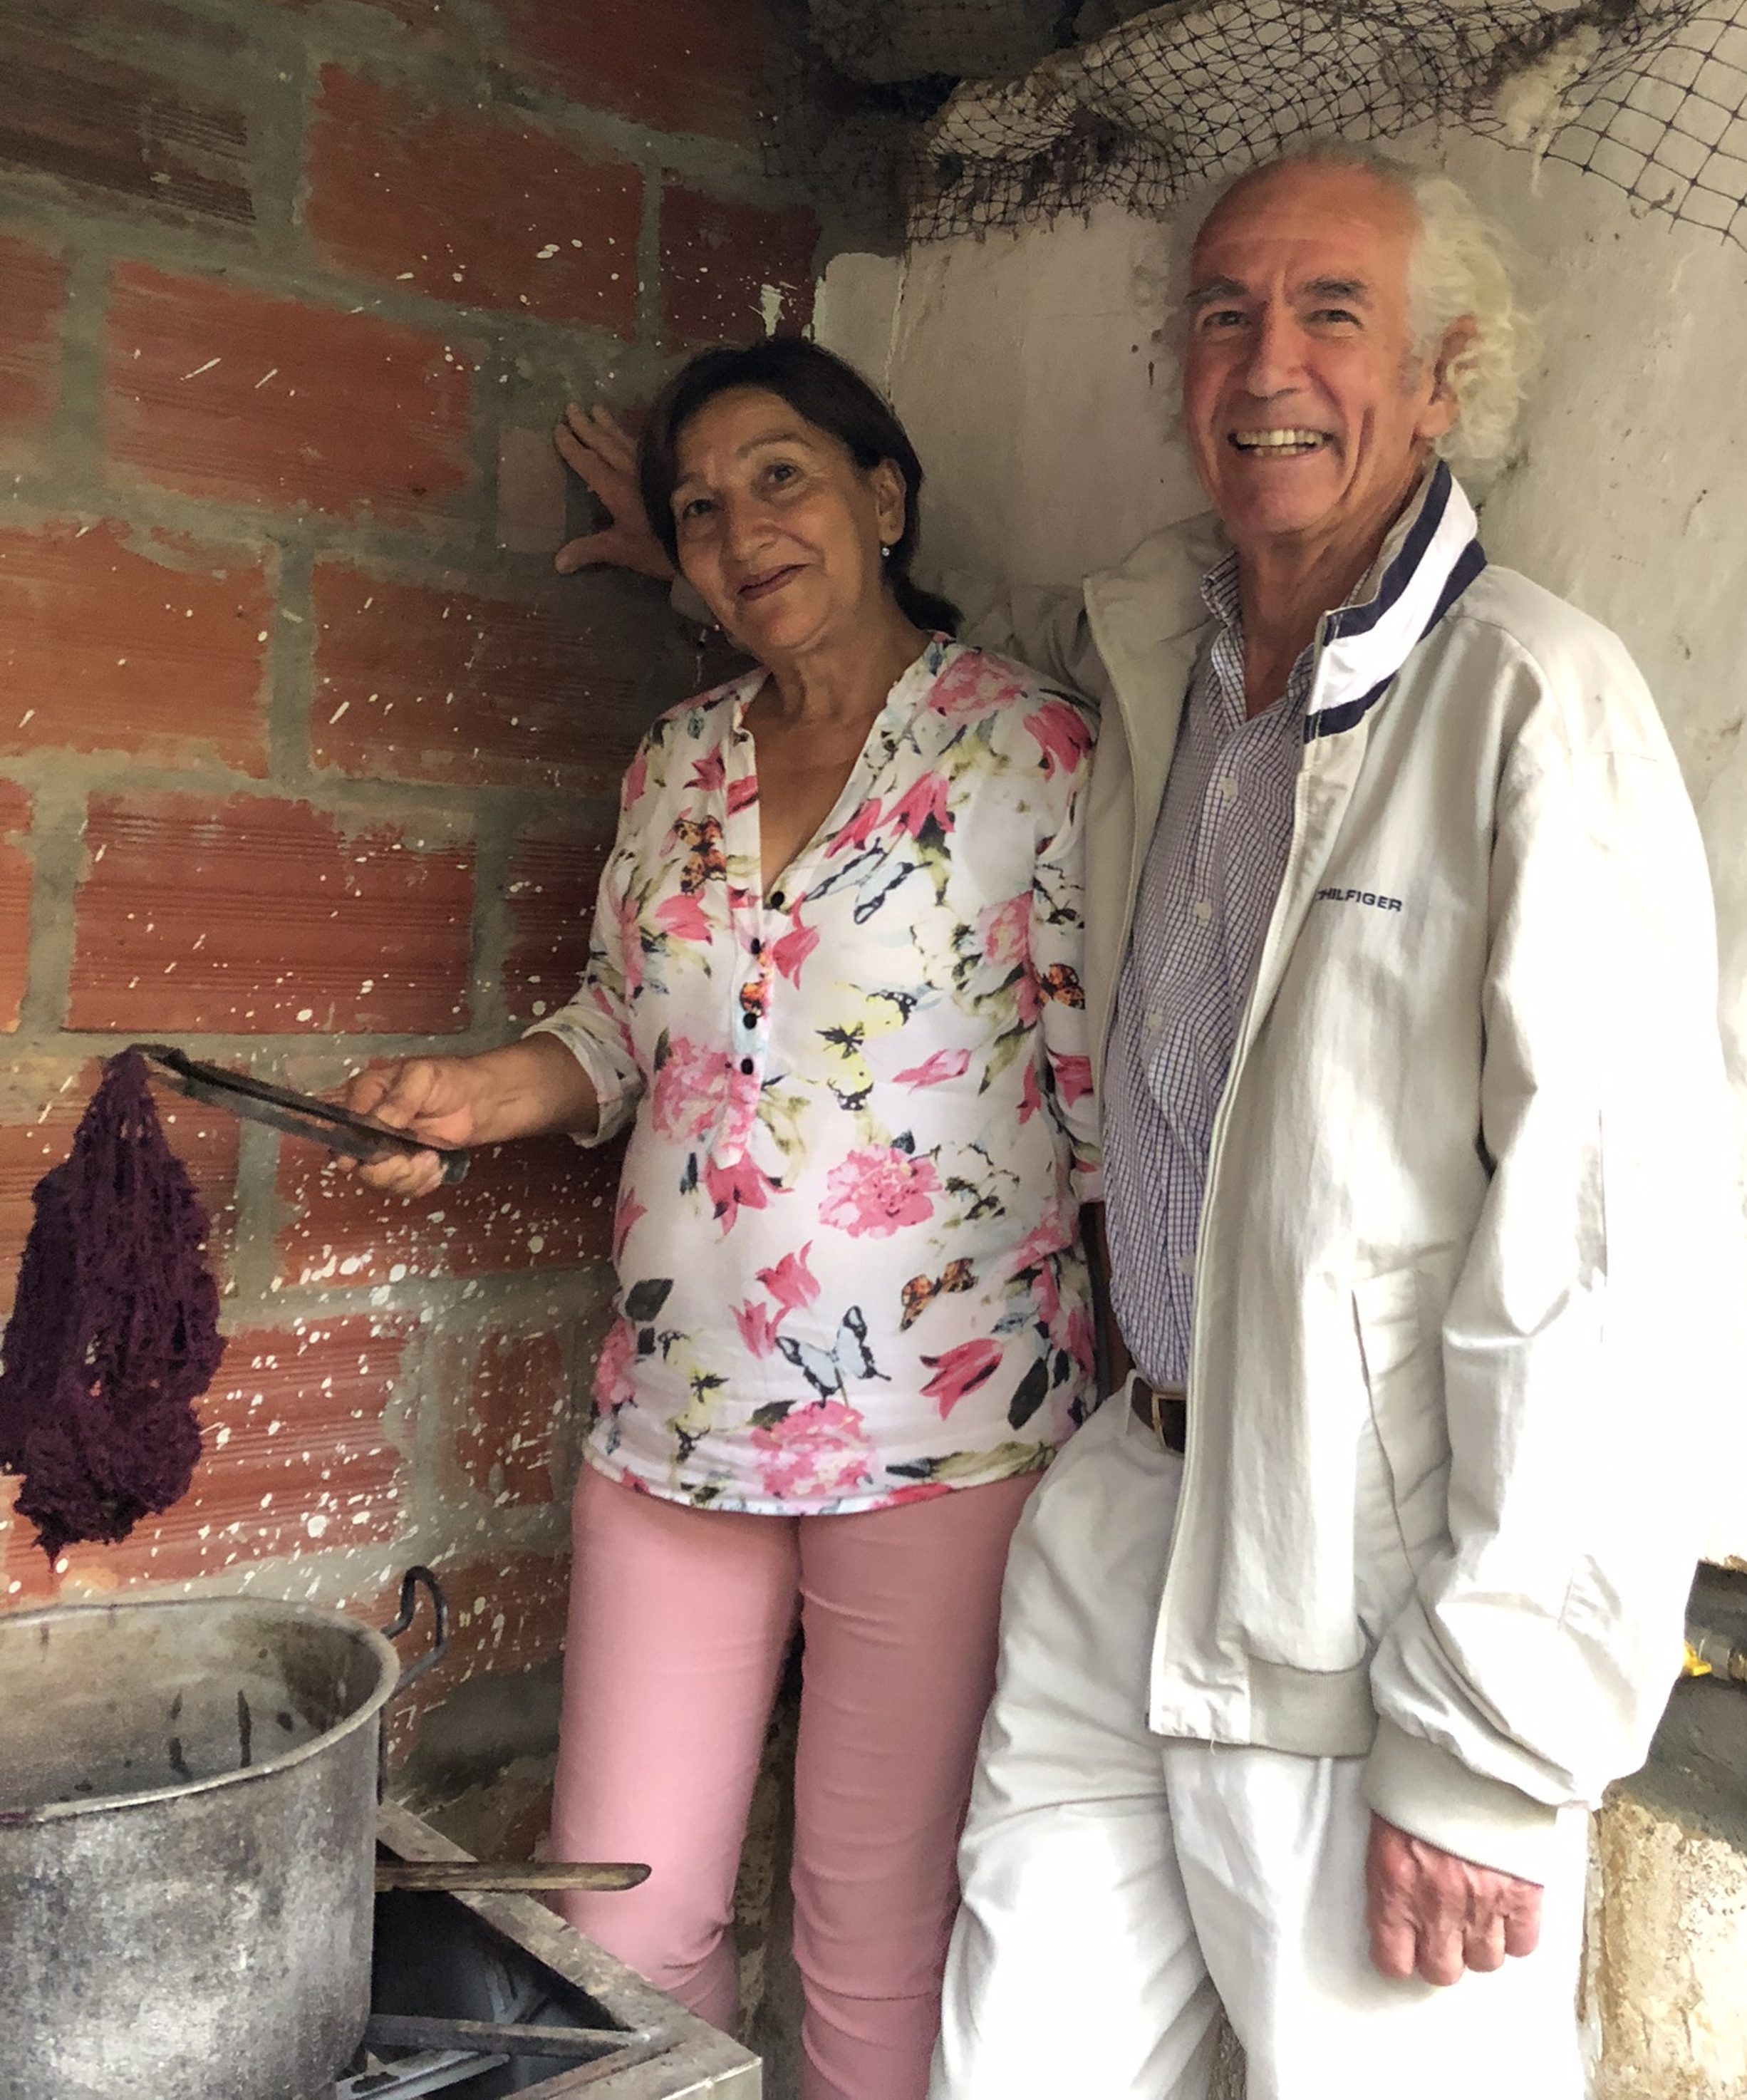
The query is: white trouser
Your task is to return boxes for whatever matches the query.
[930,1394,1590,2100]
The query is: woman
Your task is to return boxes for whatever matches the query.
[347,340,1099,2100]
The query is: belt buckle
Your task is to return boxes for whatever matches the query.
[1132,1377,1186,1454]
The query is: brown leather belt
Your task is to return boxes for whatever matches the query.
[1129,1378,1188,1454]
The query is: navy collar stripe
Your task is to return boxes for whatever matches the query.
[1303,673,1391,743]
[1424,534,1488,636]
[1324,460,1453,644]
[1303,534,1488,745]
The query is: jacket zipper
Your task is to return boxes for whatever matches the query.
[1148,628,1333,1710]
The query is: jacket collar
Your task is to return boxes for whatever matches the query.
[1074,461,1485,897]
[1303,460,1487,743]
[1080,460,1486,755]
[1081,507,1229,854]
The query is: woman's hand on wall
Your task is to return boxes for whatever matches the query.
[552,404,675,581]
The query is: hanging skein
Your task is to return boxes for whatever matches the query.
[0,1050,226,1560]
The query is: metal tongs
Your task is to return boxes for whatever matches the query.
[133,1043,470,1186]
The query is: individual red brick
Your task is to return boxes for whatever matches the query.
[48,1318,410,1590]
[275,1128,621,1288]
[372,1548,572,1761]
[660,185,818,350]
[68,792,475,1035]
[311,563,643,794]
[0,781,28,1031]
[106,264,477,529]
[0,23,252,228]
[308,68,641,334]
[0,232,65,454]
[503,816,614,1023]
[0,1056,239,1312]
[493,0,779,145]
[448,1549,571,1672]
[445,1328,570,1506]
[0,520,270,773]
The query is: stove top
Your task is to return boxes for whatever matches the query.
[345,1801,760,2099]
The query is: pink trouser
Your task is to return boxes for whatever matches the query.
[550,1461,1037,2100]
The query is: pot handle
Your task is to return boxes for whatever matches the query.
[382,1566,449,1693]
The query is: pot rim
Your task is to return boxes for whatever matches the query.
[0,1593,403,1826]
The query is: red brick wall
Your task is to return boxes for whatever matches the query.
[0,0,819,1769]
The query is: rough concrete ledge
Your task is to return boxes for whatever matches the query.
[1587,1568,1747,2099]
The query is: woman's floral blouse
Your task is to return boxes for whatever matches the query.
[532,638,1101,1514]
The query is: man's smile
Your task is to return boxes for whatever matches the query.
[1227,428,1332,455]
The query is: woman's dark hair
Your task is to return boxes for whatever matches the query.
[637,338,960,637]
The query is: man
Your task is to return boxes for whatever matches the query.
[547,145,1736,2089]
[926,147,1740,2096]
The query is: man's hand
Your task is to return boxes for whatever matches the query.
[343,1057,482,1199]
[1365,1815,1543,1987]
[551,404,674,580]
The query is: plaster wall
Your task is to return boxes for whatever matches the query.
[817,130,1747,1566]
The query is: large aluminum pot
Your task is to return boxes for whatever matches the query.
[0,1568,445,2100]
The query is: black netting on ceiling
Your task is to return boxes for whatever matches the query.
[772,0,1747,249]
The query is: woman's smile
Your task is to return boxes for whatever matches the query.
[737,562,808,601]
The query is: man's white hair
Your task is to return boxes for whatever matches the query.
[1191,144,1540,471]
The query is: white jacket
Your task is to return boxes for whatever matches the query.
[961,462,1742,1881]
